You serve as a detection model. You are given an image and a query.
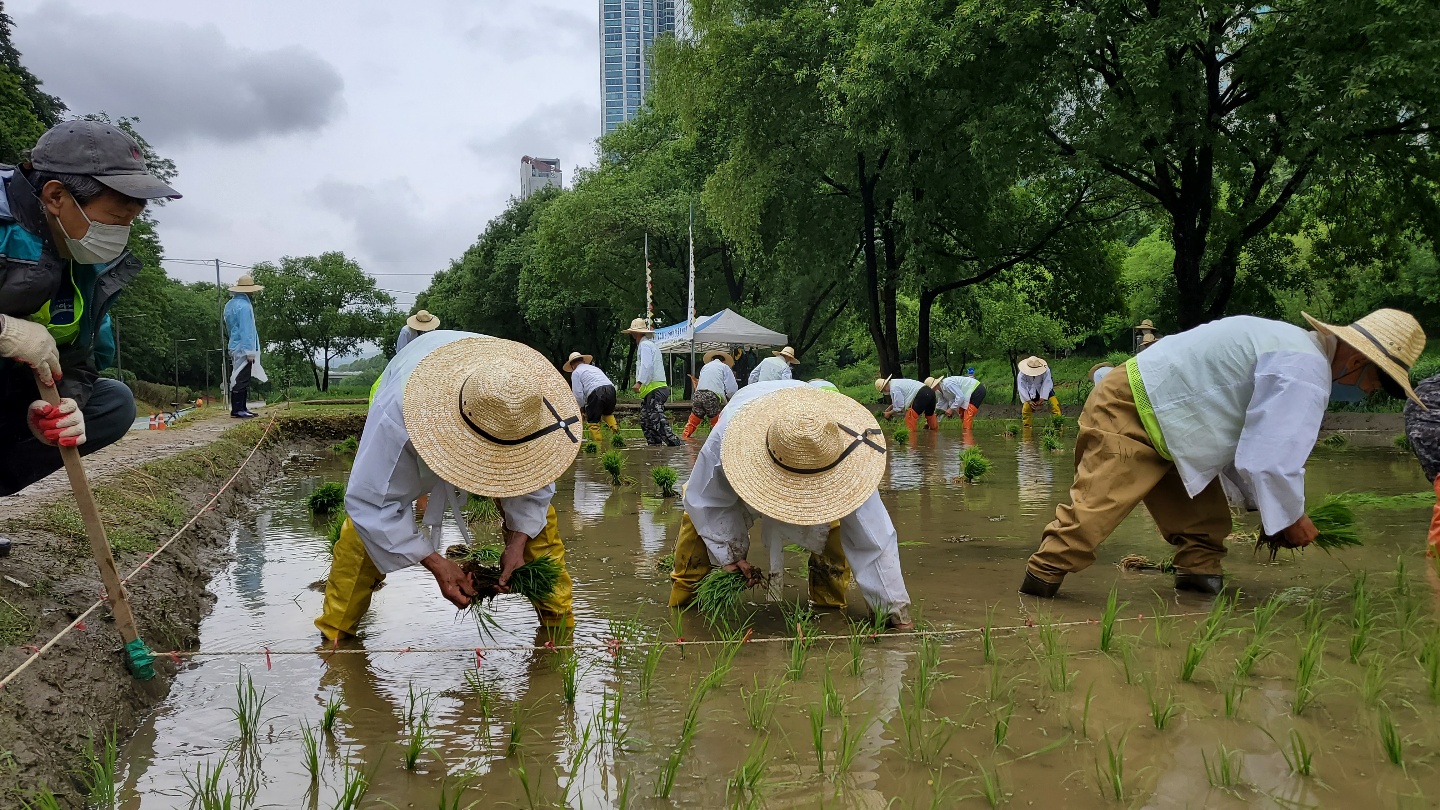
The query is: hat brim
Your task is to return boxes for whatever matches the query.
[1303,312,1420,405]
[703,351,733,365]
[1088,363,1113,379]
[1019,363,1048,377]
[407,316,441,332]
[95,173,182,201]
[228,284,263,293]
[721,386,887,525]
[875,375,893,392]
[623,327,654,335]
[562,354,593,372]
[774,351,799,364]
[402,337,581,498]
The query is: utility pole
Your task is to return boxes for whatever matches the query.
[215,259,229,408]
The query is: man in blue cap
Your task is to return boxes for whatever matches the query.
[0,120,181,494]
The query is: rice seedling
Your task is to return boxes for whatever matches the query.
[695,568,755,623]
[1265,727,1314,777]
[1257,496,1361,559]
[890,685,954,764]
[1078,682,1096,739]
[1093,732,1128,802]
[1378,708,1404,767]
[1222,680,1247,718]
[324,516,343,553]
[300,721,320,780]
[639,641,665,702]
[1151,593,1177,646]
[656,696,702,798]
[832,709,871,781]
[332,761,369,810]
[1363,655,1392,707]
[960,445,993,483]
[506,703,534,758]
[700,628,746,695]
[180,756,257,810]
[741,675,782,730]
[1099,584,1127,654]
[1251,595,1284,640]
[461,494,501,524]
[988,658,1019,702]
[1203,744,1244,791]
[915,634,950,705]
[306,481,346,515]
[582,440,598,454]
[228,667,272,743]
[1293,627,1326,715]
[20,789,62,810]
[557,720,599,806]
[808,703,826,776]
[1349,573,1378,663]
[1115,635,1141,685]
[1420,631,1440,703]
[557,652,584,706]
[76,727,119,808]
[1321,432,1348,449]
[1034,614,1075,692]
[601,450,627,485]
[981,603,998,664]
[513,760,543,810]
[1040,431,1062,453]
[1147,681,1180,729]
[331,435,359,455]
[1234,639,1269,679]
[1181,593,1235,682]
[1002,420,1019,438]
[822,666,844,717]
[847,621,868,676]
[781,599,820,643]
[726,733,771,801]
[893,426,910,444]
[610,432,626,448]
[651,465,680,497]
[1394,433,1414,452]
[974,762,1006,808]
[463,669,499,719]
[402,709,433,771]
[436,778,475,810]
[992,700,1015,750]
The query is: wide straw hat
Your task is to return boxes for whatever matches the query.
[1303,309,1426,405]
[1139,333,1157,346]
[703,348,735,365]
[1019,356,1049,377]
[773,346,800,365]
[873,375,893,392]
[228,274,263,294]
[622,317,654,335]
[923,376,944,389]
[403,337,582,498]
[407,310,441,332]
[561,351,593,373]
[1137,319,1155,330]
[721,386,888,525]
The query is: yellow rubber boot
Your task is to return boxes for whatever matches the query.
[1022,400,1035,429]
[588,422,604,443]
[808,521,852,607]
[603,415,619,433]
[525,505,575,628]
[1049,396,1063,417]
[668,511,712,608]
[316,517,386,642]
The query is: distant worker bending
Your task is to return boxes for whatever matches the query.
[396,309,440,353]
[685,348,737,440]
[748,345,800,384]
[1017,356,1062,428]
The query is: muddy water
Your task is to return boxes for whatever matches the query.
[115,426,1440,808]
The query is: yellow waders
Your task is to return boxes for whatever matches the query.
[316,506,575,642]
[1022,396,1063,428]
[585,415,621,444]
[667,512,852,609]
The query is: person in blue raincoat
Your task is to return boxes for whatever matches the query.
[224,274,264,418]
[0,120,180,495]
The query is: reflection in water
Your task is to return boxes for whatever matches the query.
[1015,439,1056,517]
[571,463,611,530]
[886,447,925,491]
[637,495,668,554]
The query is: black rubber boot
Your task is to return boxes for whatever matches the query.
[0,536,11,558]
[1175,573,1225,595]
[1019,571,1062,598]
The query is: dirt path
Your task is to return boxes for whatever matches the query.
[0,407,267,523]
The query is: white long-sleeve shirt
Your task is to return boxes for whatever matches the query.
[682,380,910,615]
[569,362,613,409]
[395,326,421,353]
[936,376,980,411]
[1017,370,1055,401]
[346,329,554,574]
[747,355,794,385]
[886,378,923,411]
[635,338,666,389]
[696,358,739,400]
[1135,315,1333,534]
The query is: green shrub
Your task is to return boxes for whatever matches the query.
[307,482,346,514]
[652,465,680,497]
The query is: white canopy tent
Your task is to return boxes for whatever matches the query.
[651,309,788,355]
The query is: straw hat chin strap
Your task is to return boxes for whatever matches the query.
[1348,322,1406,367]
[766,425,886,475]
[459,394,580,446]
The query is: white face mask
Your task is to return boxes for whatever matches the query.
[56,195,130,264]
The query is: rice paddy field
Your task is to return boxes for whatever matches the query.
[106,424,1440,808]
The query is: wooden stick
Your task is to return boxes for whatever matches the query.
[34,379,142,649]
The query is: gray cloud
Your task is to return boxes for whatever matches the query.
[12,1,344,146]
[468,99,600,179]
[460,1,593,62]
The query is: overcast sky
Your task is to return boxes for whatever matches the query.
[9,0,601,311]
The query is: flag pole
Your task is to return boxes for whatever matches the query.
[687,203,696,386]
[644,233,653,328]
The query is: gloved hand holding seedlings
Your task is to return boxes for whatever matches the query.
[420,551,478,609]
[28,398,85,447]
[0,315,62,387]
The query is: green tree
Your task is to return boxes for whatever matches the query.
[974,285,1076,401]
[0,1,63,128]
[252,253,398,391]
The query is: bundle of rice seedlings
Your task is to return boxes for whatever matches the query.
[1256,496,1361,560]
[1050,414,1067,434]
[451,551,563,604]
[652,465,680,497]
[893,427,910,444]
[462,495,501,524]
[695,568,761,622]
[1002,421,1019,438]
[582,440,599,454]
[1321,433,1348,449]
[1040,432,1062,453]
[602,450,627,485]
[1118,554,1175,573]
[611,433,627,448]
[330,435,359,455]
[307,482,346,514]
[960,446,992,483]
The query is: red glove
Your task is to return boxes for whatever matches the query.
[28,399,86,447]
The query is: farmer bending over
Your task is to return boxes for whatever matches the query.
[562,350,618,443]
[747,345,799,384]
[669,380,914,629]
[936,369,986,433]
[875,375,935,433]
[1020,310,1424,598]
[1017,356,1062,428]
[316,330,582,642]
[0,121,180,494]
[684,348,737,439]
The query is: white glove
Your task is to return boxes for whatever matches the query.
[0,315,61,386]
[28,398,86,448]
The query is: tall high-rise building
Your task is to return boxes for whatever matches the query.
[521,156,563,198]
[599,0,683,134]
